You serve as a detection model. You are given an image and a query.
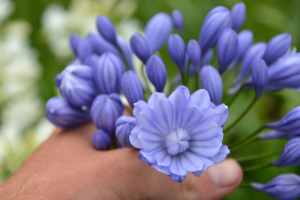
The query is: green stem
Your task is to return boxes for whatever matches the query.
[239,182,252,188]
[224,98,258,133]
[140,64,152,98]
[195,72,200,92]
[229,125,265,151]
[235,149,282,162]
[227,84,244,107]
[243,162,273,172]
[117,47,130,70]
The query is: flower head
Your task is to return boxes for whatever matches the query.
[115,116,137,148]
[129,86,229,182]
[273,137,300,167]
[187,39,202,72]
[231,2,246,32]
[145,13,173,54]
[91,94,124,135]
[252,173,300,200]
[93,52,125,94]
[172,10,184,34]
[130,33,151,64]
[168,34,187,74]
[234,30,253,64]
[60,64,97,108]
[251,59,269,99]
[146,55,167,92]
[46,97,90,130]
[93,129,112,150]
[96,15,118,46]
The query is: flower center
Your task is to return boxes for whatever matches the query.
[164,127,190,155]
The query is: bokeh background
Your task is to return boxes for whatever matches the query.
[1,0,300,199]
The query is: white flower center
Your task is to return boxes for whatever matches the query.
[164,127,190,155]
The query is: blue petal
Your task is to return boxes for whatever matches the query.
[138,107,165,135]
[189,138,222,157]
[148,92,166,109]
[210,145,230,164]
[175,85,190,100]
[139,131,164,152]
[187,89,210,110]
[180,151,205,172]
[117,36,134,71]
[133,100,148,120]
[129,126,143,149]
[169,155,187,176]
[153,149,172,167]
[215,104,229,126]
[189,120,219,141]
[169,90,188,128]
[180,106,203,130]
[153,97,174,131]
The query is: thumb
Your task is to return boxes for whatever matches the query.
[191,159,243,200]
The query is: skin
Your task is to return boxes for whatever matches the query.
[0,121,243,200]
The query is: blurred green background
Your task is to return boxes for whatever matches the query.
[1,0,300,199]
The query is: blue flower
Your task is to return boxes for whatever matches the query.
[251,59,269,99]
[172,10,184,34]
[264,54,300,91]
[93,52,125,94]
[115,116,137,148]
[121,71,144,108]
[117,36,134,71]
[263,33,292,66]
[93,129,112,150]
[259,130,296,140]
[199,6,232,53]
[145,13,173,54]
[86,33,120,57]
[96,15,118,46]
[233,42,266,85]
[251,173,300,200]
[129,86,229,182]
[69,33,82,56]
[168,34,186,74]
[231,2,246,32]
[217,28,239,74]
[187,39,202,72]
[266,106,300,135]
[146,55,167,92]
[273,137,300,167]
[60,64,97,108]
[130,33,151,64]
[77,38,93,62]
[200,65,223,105]
[46,97,90,130]
[90,94,124,135]
[234,30,253,65]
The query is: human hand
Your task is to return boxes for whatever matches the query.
[0,122,243,200]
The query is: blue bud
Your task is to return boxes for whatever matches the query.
[69,33,82,56]
[187,39,202,72]
[201,48,214,67]
[115,116,137,148]
[168,34,186,74]
[234,30,253,63]
[83,54,99,68]
[60,65,97,108]
[172,10,184,34]
[46,97,90,130]
[117,36,134,71]
[260,130,296,140]
[266,106,300,135]
[217,28,239,74]
[251,174,300,200]
[146,55,167,92]
[90,93,124,135]
[96,15,117,46]
[130,33,151,64]
[93,129,111,150]
[263,33,292,65]
[86,33,120,57]
[233,42,266,85]
[199,7,232,53]
[266,55,300,91]
[93,52,125,94]
[77,38,93,62]
[273,137,300,167]
[251,59,269,99]
[55,64,75,88]
[121,71,144,108]
[200,65,223,105]
[231,2,246,32]
[145,13,173,54]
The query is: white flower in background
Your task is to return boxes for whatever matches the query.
[0,0,14,24]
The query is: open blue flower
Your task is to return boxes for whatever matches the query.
[129,86,229,182]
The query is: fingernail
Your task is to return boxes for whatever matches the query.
[208,159,241,188]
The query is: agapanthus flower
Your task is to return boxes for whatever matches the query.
[172,10,184,34]
[93,129,112,150]
[129,86,229,182]
[96,15,118,46]
[252,173,300,200]
[168,34,187,74]
[117,36,134,71]
[260,130,298,140]
[251,59,269,99]
[83,54,99,68]
[231,30,253,66]
[146,55,167,92]
[187,39,202,72]
[273,137,300,167]
[46,97,90,130]
[130,33,151,64]
[230,2,246,32]
[115,116,137,148]
[86,33,120,57]
[69,33,82,56]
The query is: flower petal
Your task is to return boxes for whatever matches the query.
[153,97,174,131]
[133,100,148,120]
[152,165,171,175]
[138,131,164,152]
[138,107,165,134]
[129,126,143,149]
[180,106,203,130]
[215,104,229,126]
[169,155,187,176]
[189,120,219,140]
[201,108,220,123]
[148,93,166,109]
[189,137,222,157]
[180,151,205,172]
[154,149,172,167]
[187,89,210,110]
[210,145,230,164]
[169,90,188,128]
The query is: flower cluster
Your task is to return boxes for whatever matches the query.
[45,2,300,198]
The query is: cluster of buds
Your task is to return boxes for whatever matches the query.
[46,2,300,199]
